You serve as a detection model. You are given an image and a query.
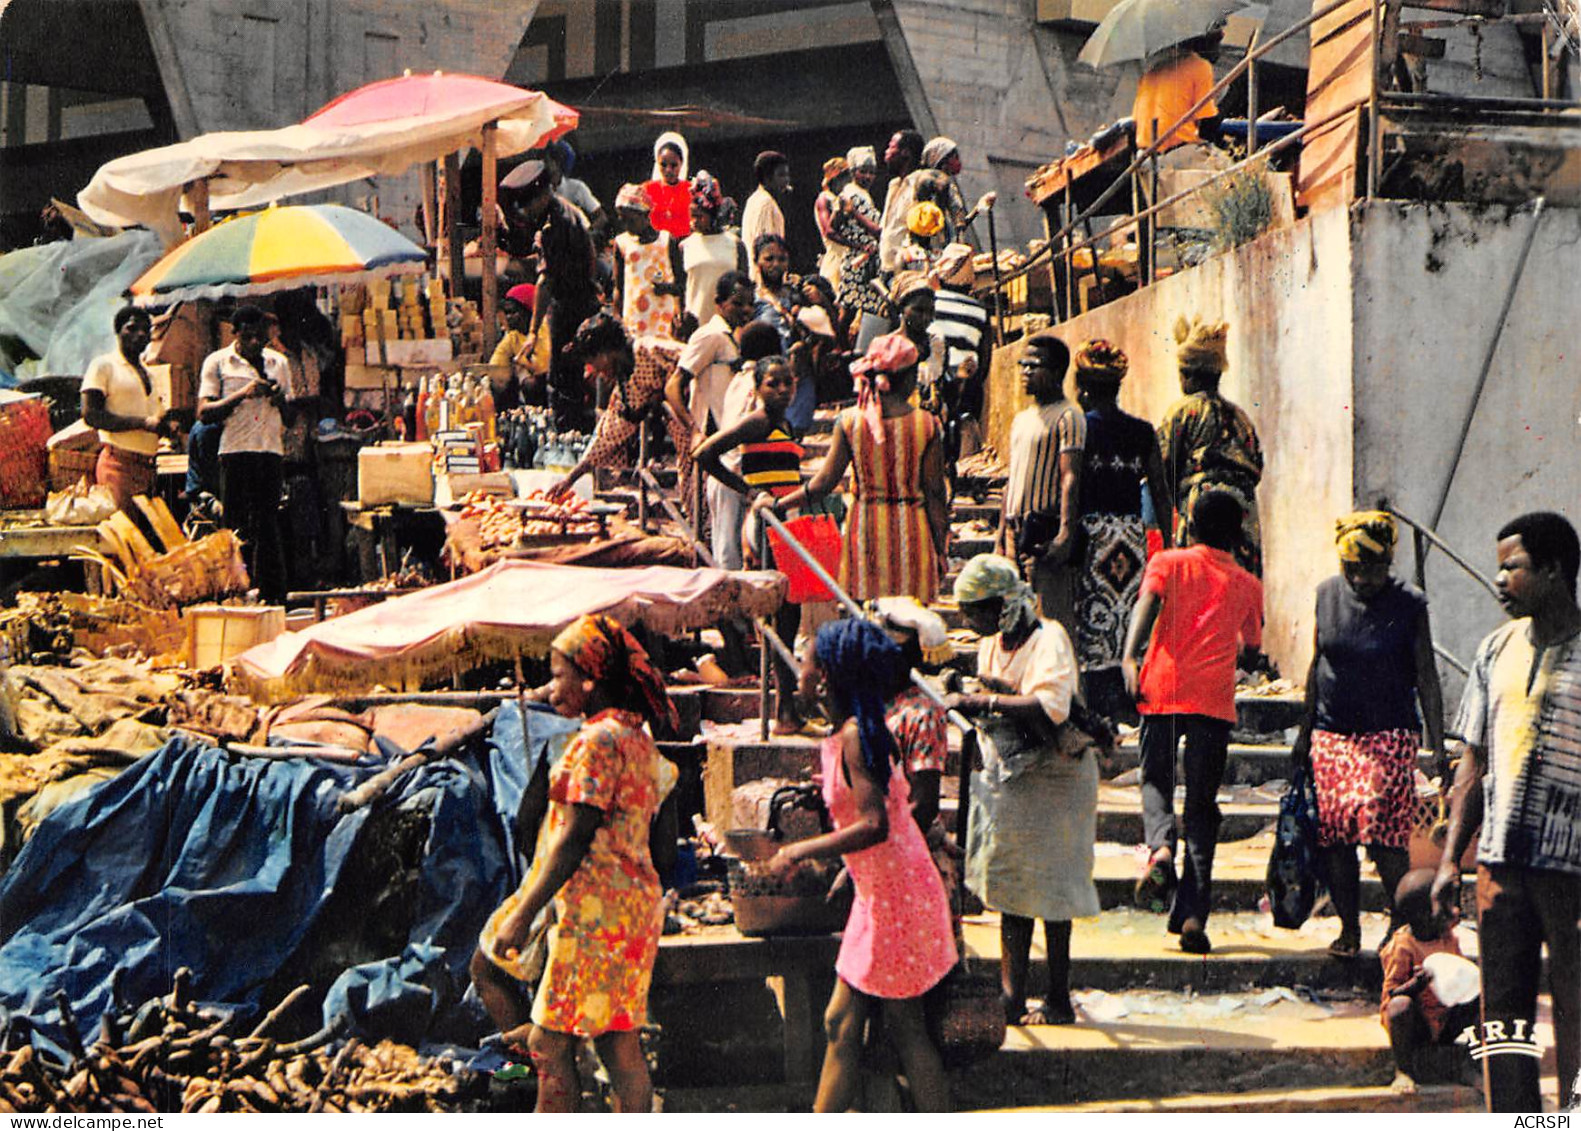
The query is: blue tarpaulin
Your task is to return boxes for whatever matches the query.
[0,702,575,1060]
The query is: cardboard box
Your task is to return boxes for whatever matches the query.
[357,442,434,506]
[184,604,285,669]
[368,339,453,367]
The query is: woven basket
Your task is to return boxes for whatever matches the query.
[48,445,101,491]
[925,967,1007,1067]
[1408,775,1478,871]
[123,530,250,609]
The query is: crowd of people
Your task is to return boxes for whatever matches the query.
[71,122,1579,1114]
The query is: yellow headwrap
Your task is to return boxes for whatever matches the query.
[821,156,849,188]
[906,201,945,238]
[1174,316,1229,375]
[1335,511,1397,564]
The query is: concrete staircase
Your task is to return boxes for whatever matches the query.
[626,405,1518,1112]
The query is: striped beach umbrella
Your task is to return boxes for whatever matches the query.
[129,203,425,305]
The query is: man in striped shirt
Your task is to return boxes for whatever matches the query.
[927,242,993,464]
[1435,511,1581,1112]
[998,334,1085,634]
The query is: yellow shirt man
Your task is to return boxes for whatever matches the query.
[1134,52,1218,153]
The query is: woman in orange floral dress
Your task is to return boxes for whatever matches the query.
[478,614,678,1112]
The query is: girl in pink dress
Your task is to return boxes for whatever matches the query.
[765,617,955,1111]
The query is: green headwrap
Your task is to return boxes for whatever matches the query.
[952,553,1038,634]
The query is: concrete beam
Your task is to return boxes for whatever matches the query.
[868,0,939,137]
[135,0,200,139]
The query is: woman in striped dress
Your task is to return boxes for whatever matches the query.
[695,355,809,732]
[763,332,948,605]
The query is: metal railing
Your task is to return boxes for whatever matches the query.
[1002,0,1573,323]
[1382,501,1503,677]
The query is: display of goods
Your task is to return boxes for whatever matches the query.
[0,593,184,663]
[0,395,51,508]
[0,971,478,1113]
[457,490,602,549]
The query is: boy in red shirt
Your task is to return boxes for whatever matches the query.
[1121,490,1263,954]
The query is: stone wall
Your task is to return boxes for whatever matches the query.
[136,0,535,235]
[1350,200,1581,690]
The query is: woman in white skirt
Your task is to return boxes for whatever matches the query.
[947,553,1099,1026]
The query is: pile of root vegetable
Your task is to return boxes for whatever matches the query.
[0,971,483,1114]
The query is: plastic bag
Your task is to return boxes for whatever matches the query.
[45,478,118,526]
[1266,763,1321,929]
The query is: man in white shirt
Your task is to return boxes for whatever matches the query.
[741,151,789,285]
[668,272,755,567]
[196,305,290,601]
[81,306,167,515]
[856,129,925,352]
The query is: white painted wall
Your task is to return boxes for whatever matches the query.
[1350,200,1581,696]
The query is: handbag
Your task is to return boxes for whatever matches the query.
[1266,763,1322,929]
[923,965,1006,1067]
[1014,509,1061,559]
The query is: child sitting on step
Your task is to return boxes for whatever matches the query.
[1381,868,1480,1094]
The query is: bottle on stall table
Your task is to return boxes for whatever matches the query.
[477,376,497,444]
[400,382,417,442]
[423,374,442,441]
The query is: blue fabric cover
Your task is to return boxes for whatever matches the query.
[0,702,575,1060]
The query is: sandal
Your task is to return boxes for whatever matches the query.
[1179,927,1212,955]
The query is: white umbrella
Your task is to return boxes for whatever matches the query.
[1078,0,1246,69]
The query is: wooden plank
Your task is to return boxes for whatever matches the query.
[135,495,188,552]
[104,511,158,564]
[1297,0,1375,211]
[479,123,499,360]
[1400,0,1503,12]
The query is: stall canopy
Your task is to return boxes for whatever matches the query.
[232,559,787,701]
[128,203,427,306]
[77,73,578,246]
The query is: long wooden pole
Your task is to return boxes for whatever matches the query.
[186,179,211,235]
[443,154,464,305]
[480,122,500,359]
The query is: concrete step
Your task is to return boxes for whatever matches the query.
[961,908,1395,994]
[1000,1082,1487,1114]
[951,500,1003,524]
[940,782,1280,846]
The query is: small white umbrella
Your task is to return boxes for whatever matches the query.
[1078,0,1245,69]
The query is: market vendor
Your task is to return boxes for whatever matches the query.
[1133,29,1226,156]
[80,306,169,516]
[547,313,690,500]
[499,159,600,432]
[490,283,551,411]
[196,305,288,602]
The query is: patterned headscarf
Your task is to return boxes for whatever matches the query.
[815,618,901,790]
[614,182,652,212]
[551,614,679,732]
[822,156,849,188]
[933,242,975,289]
[846,146,877,172]
[1074,339,1129,383]
[906,201,945,238]
[1175,316,1229,374]
[650,131,689,181]
[953,553,1038,635]
[848,332,919,445]
[889,270,935,308]
[922,136,959,170]
[1336,511,1397,565]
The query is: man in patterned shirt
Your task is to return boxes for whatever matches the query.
[1434,511,1581,1111]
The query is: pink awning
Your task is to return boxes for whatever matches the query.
[231,559,785,701]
